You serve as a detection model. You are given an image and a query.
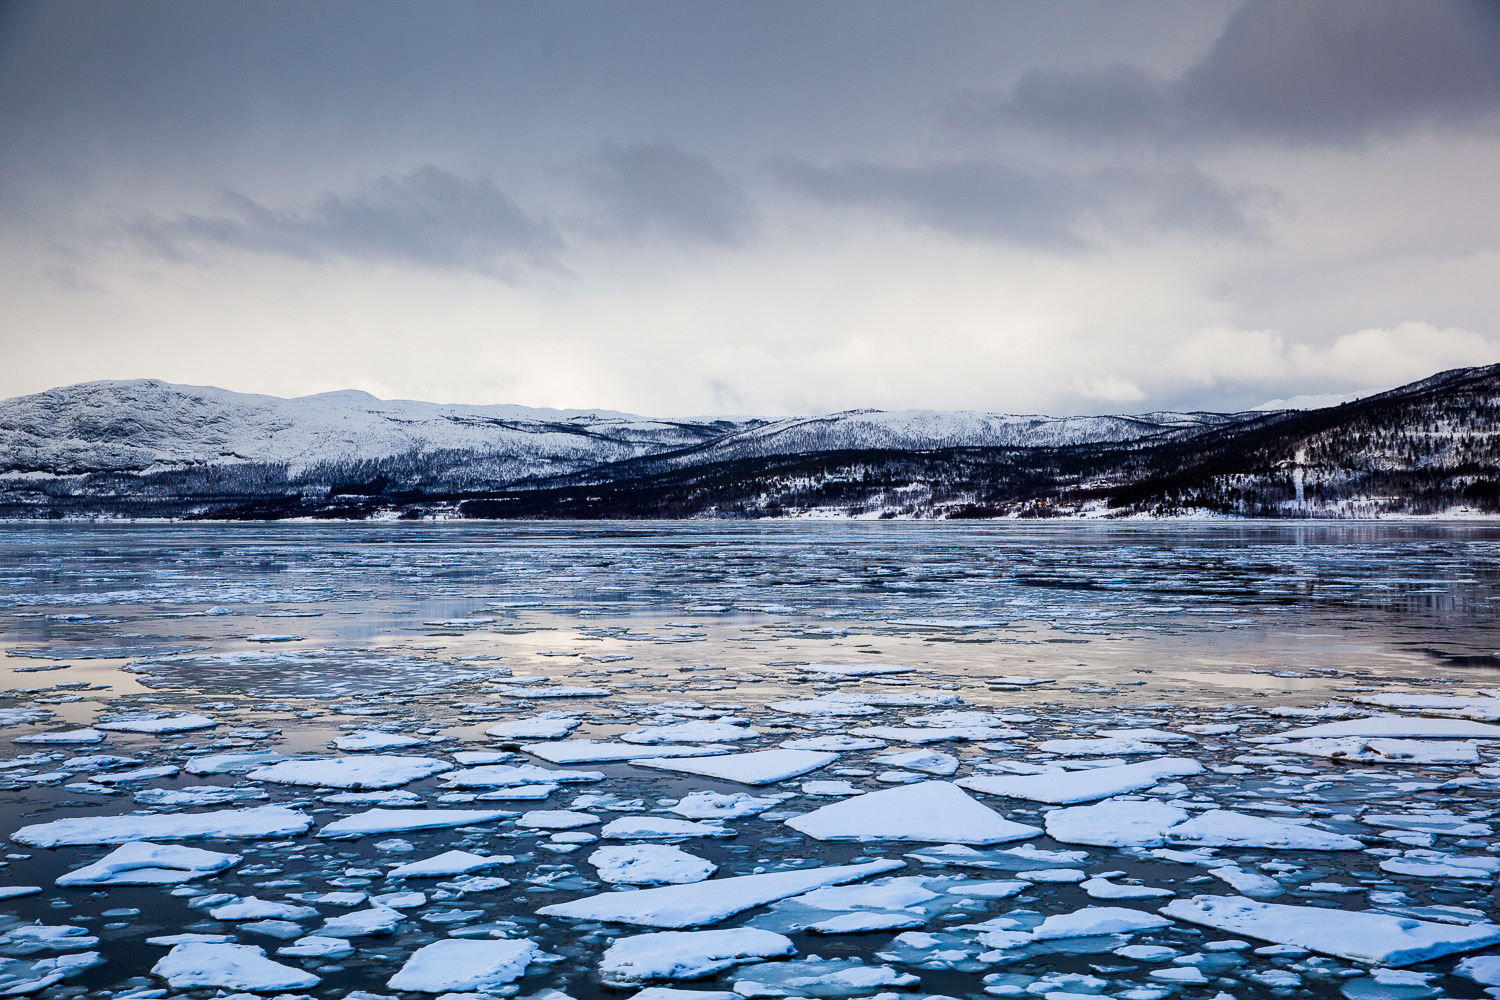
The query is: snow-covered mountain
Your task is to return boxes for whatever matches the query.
[0,380,756,480]
[0,379,1251,482]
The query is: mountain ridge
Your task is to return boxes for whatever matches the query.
[1,365,1497,519]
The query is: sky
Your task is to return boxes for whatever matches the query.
[0,0,1496,417]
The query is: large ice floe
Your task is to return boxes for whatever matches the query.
[786,781,1043,843]
[12,806,312,846]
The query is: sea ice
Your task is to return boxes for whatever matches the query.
[1279,737,1481,764]
[1031,906,1174,940]
[590,845,718,884]
[316,808,515,838]
[622,722,760,744]
[386,938,546,992]
[248,754,452,789]
[97,714,217,733]
[1044,800,1189,847]
[13,729,104,744]
[150,942,320,991]
[537,859,904,928]
[55,842,241,886]
[670,791,788,819]
[333,730,428,751]
[1266,717,1500,740]
[598,929,794,986]
[600,817,734,840]
[728,956,919,997]
[788,781,1043,843]
[387,851,508,878]
[638,749,839,785]
[529,741,730,764]
[12,806,312,846]
[959,757,1202,804]
[441,763,605,787]
[1162,895,1500,967]
[1165,810,1363,850]
[487,714,582,740]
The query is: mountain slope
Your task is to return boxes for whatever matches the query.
[0,365,1495,519]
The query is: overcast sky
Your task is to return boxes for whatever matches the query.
[0,0,1496,416]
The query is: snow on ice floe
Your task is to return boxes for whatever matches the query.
[316,808,516,838]
[0,953,102,993]
[12,729,105,744]
[1278,737,1481,764]
[601,817,734,840]
[184,750,288,774]
[853,725,1021,744]
[671,791,790,819]
[780,736,886,751]
[623,721,760,744]
[12,806,312,847]
[1262,716,1500,740]
[727,956,918,997]
[1166,809,1363,850]
[248,754,452,789]
[332,730,428,751]
[528,741,730,764]
[387,850,509,878]
[441,763,604,787]
[599,928,794,987]
[486,714,582,739]
[786,781,1043,844]
[1045,800,1189,847]
[589,845,718,884]
[1031,906,1174,940]
[538,859,904,928]
[517,809,599,829]
[386,938,549,992]
[1162,895,1500,966]
[151,942,320,991]
[55,841,240,886]
[959,757,1202,803]
[637,749,838,785]
[96,713,217,733]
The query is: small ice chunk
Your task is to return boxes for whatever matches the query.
[386,938,545,992]
[315,905,405,937]
[1163,894,1500,967]
[277,935,354,958]
[786,781,1043,844]
[517,810,599,830]
[56,842,241,886]
[805,911,925,934]
[871,749,959,775]
[590,845,718,885]
[150,942,320,991]
[599,929,794,986]
[209,896,319,921]
[1207,865,1283,897]
[183,750,288,774]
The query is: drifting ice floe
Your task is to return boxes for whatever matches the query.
[386,850,509,878]
[96,713,217,733]
[959,757,1202,803]
[151,942,320,991]
[528,741,729,764]
[638,749,839,785]
[538,859,904,928]
[386,938,547,992]
[486,714,582,739]
[786,781,1043,843]
[248,754,452,788]
[316,808,515,838]
[12,806,312,846]
[589,844,718,884]
[598,928,795,986]
[1162,895,1500,966]
[55,841,241,885]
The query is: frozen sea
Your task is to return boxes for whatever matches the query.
[0,521,1498,999]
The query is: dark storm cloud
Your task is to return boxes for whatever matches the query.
[774,158,1263,250]
[126,167,561,277]
[961,0,1500,144]
[581,141,754,245]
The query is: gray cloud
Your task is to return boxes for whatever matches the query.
[125,167,561,277]
[964,0,1500,144]
[774,157,1264,250]
[581,141,754,245]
